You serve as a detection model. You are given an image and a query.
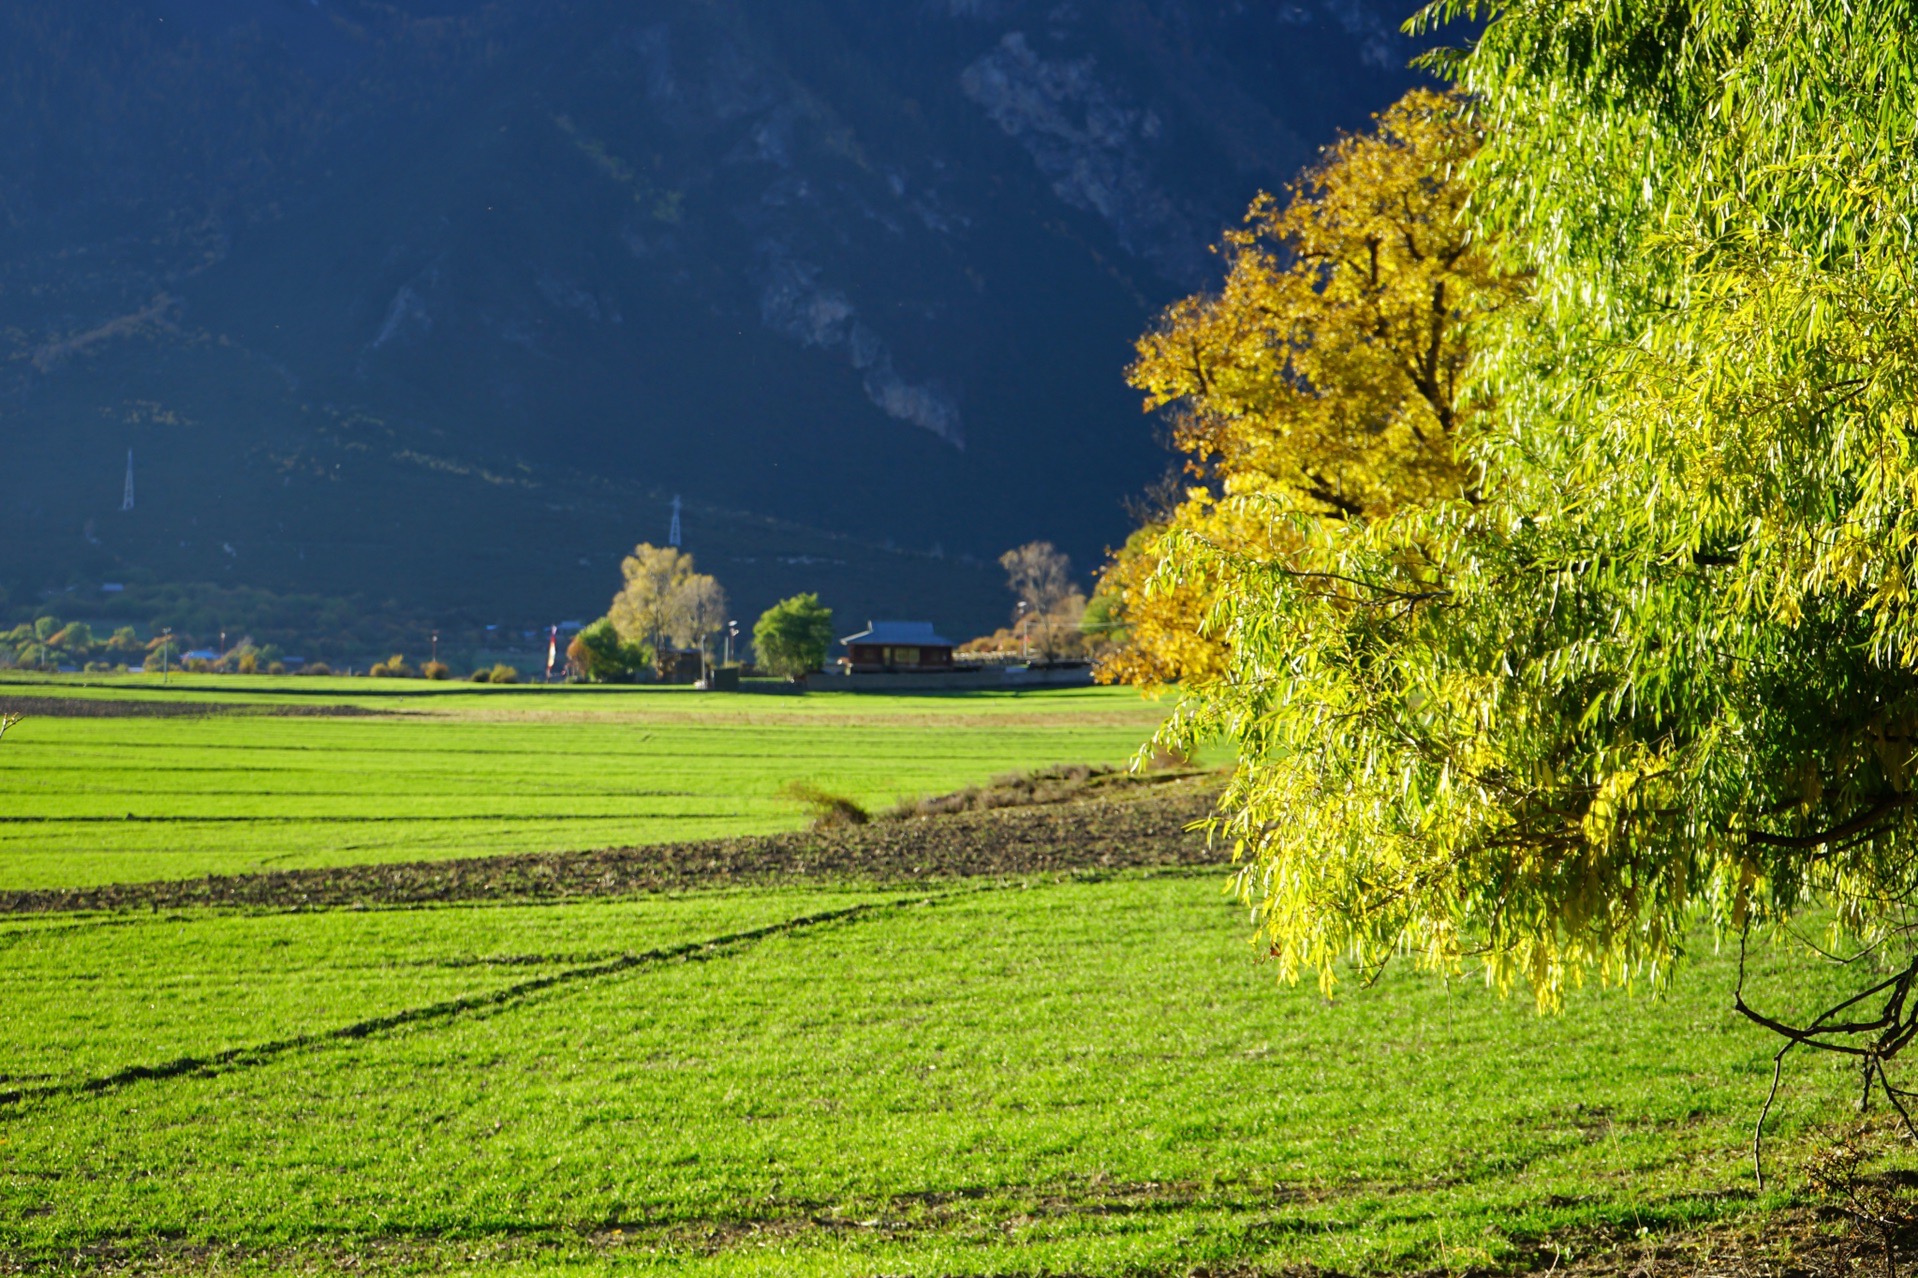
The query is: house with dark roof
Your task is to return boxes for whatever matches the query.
[838,621,955,673]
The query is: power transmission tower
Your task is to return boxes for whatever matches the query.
[669,494,682,548]
[121,450,135,512]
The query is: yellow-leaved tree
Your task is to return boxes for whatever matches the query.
[607,543,728,658]
[1095,87,1519,688]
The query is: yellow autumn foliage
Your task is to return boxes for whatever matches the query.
[1096,87,1519,689]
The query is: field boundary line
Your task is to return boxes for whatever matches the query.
[0,812,739,825]
[0,896,938,1114]
[0,914,153,952]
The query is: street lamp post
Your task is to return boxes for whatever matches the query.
[1015,601,1030,660]
[431,630,440,667]
[725,620,738,667]
[161,628,173,685]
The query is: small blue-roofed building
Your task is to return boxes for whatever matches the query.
[839,621,956,673]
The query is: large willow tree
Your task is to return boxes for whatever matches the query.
[1162,0,1918,1140]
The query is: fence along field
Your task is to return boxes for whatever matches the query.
[0,677,1890,1273]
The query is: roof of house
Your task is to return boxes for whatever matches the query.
[839,620,954,648]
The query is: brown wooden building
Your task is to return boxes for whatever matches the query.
[839,621,956,673]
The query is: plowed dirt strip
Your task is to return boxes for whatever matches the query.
[0,784,1223,914]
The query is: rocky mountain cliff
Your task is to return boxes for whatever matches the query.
[0,0,1445,641]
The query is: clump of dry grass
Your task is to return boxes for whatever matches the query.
[779,780,871,830]
[884,762,1210,821]
[1146,742,1195,771]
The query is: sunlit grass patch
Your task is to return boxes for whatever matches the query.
[0,875,1884,1274]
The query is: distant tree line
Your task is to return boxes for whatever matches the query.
[3,619,149,673]
[1,583,460,666]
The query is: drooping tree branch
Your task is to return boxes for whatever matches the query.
[1737,930,1918,1189]
[1743,794,1918,850]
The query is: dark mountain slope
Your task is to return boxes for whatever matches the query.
[0,0,1445,642]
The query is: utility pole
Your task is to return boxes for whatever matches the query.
[161,628,172,685]
[668,494,683,548]
[121,450,135,512]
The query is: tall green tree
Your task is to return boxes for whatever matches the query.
[753,594,835,681]
[1158,0,1918,1132]
[568,618,651,683]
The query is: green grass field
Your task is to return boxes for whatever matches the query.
[0,677,1892,1274]
[0,876,1877,1274]
[0,675,1171,889]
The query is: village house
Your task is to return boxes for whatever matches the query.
[838,621,955,673]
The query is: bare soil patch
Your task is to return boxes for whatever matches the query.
[1514,1207,1898,1278]
[0,779,1225,914]
[0,1202,1889,1277]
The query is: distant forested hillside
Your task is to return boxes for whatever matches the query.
[0,0,1438,640]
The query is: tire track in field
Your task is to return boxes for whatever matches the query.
[0,914,150,953]
[0,895,940,1114]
